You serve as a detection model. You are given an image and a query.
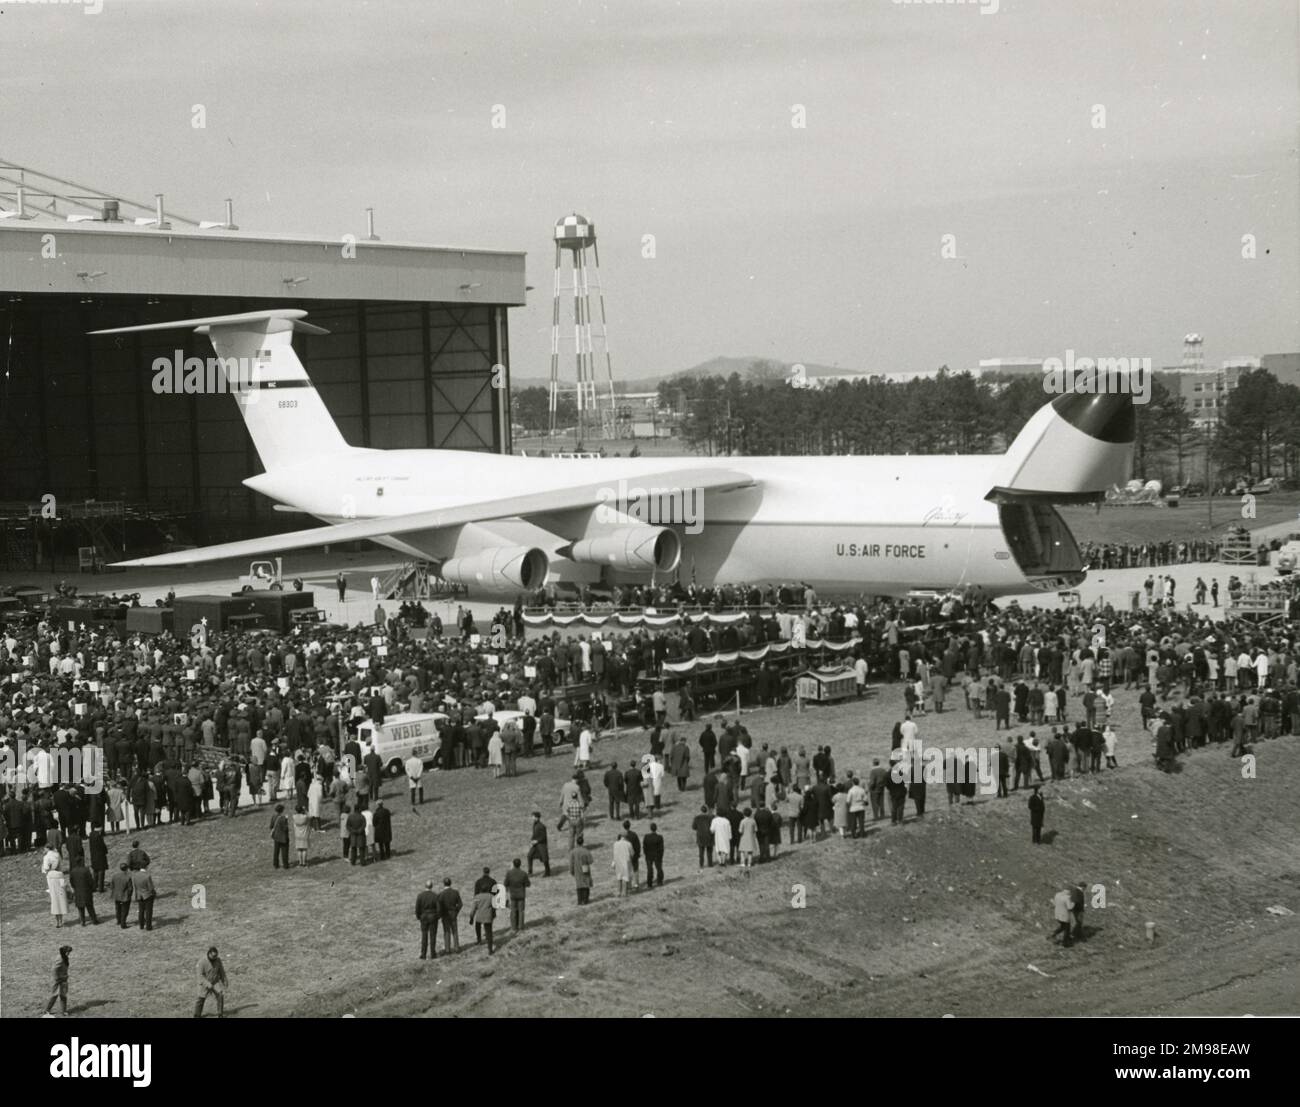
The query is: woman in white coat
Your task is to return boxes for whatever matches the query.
[307,774,324,830]
[710,812,732,866]
[278,755,295,802]
[487,731,504,778]
[362,804,376,861]
[574,727,593,770]
[44,853,68,927]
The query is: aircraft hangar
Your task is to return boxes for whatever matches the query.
[0,185,526,564]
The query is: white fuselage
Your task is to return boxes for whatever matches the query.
[245,447,1082,598]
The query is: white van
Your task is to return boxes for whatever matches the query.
[357,712,447,777]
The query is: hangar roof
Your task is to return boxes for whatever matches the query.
[0,213,528,306]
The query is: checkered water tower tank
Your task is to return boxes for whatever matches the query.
[555,212,596,251]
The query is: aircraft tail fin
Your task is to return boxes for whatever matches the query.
[988,383,1136,502]
[90,310,350,473]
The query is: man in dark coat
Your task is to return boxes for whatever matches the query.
[1155,718,1175,771]
[527,811,550,876]
[503,859,531,931]
[907,778,927,818]
[754,803,775,862]
[437,877,463,952]
[642,823,665,887]
[623,761,644,820]
[1047,731,1069,780]
[127,839,150,871]
[603,763,625,821]
[868,759,889,820]
[1028,785,1045,844]
[343,736,363,773]
[715,771,733,816]
[173,772,195,826]
[89,830,109,892]
[692,805,713,868]
[270,804,290,869]
[1089,727,1105,772]
[415,880,440,959]
[372,800,393,860]
[4,792,27,853]
[363,748,383,799]
[110,862,133,928]
[66,829,85,870]
[995,687,1013,729]
[1071,723,1090,775]
[132,863,156,930]
[702,768,719,810]
[698,722,718,774]
[69,861,99,925]
[811,778,833,836]
[52,785,77,836]
[346,807,367,865]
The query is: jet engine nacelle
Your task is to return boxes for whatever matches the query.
[439,546,549,591]
[569,525,681,573]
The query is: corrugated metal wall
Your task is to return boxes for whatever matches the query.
[0,294,511,539]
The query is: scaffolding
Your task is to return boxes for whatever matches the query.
[1225,579,1292,627]
[1219,528,1257,566]
[0,500,125,571]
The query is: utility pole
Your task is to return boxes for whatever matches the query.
[1206,421,1214,532]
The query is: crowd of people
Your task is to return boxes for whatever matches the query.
[1078,538,1223,569]
[4,570,1298,999]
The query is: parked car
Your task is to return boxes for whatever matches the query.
[1250,477,1280,494]
[476,708,572,748]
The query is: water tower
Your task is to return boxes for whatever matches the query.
[1182,333,1205,372]
[548,213,617,444]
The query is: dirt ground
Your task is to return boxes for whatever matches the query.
[3,680,1296,1018]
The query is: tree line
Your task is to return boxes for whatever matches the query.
[653,365,1296,488]
[513,364,1297,488]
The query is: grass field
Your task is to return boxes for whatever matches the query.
[3,682,1296,1018]
[1060,492,1300,545]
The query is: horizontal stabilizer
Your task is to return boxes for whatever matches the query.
[90,309,329,337]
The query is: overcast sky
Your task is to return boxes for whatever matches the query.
[2,0,1296,379]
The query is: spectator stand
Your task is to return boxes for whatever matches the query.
[639,634,862,715]
[1225,578,1292,628]
[1220,527,1256,566]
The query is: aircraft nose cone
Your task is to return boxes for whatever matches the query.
[1050,387,1136,444]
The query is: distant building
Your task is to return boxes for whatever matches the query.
[615,391,676,438]
[788,365,936,389]
[975,358,1044,379]
[1161,359,1253,428]
[1262,352,1300,388]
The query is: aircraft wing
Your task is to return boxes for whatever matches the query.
[113,467,756,568]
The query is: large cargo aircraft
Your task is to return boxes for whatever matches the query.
[92,310,1134,598]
